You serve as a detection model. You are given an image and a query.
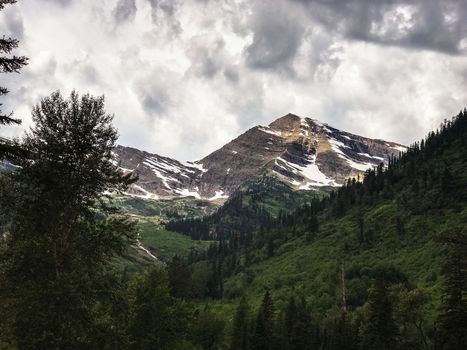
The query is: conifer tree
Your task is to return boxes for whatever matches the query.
[435,226,467,350]
[191,306,225,350]
[168,255,193,300]
[127,266,196,350]
[0,91,137,349]
[278,295,314,350]
[0,0,28,159]
[231,295,251,350]
[251,290,275,350]
[359,277,398,350]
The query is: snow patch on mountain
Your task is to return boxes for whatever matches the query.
[358,152,384,161]
[276,155,338,187]
[143,159,178,189]
[258,126,283,137]
[392,145,408,152]
[209,190,229,201]
[300,118,310,137]
[175,188,201,199]
[294,155,338,186]
[184,161,208,173]
[130,185,160,200]
[328,138,351,150]
[328,138,376,172]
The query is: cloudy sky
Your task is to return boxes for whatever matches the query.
[1,0,466,161]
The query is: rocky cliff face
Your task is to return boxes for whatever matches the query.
[112,145,204,200]
[113,113,406,200]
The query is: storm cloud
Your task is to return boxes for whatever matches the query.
[0,0,466,160]
[292,0,467,54]
[113,0,137,23]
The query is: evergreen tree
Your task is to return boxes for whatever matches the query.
[328,313,357,350]
[190,306,225,350]
[0,91,137,349]
[0,0,28,159]
[251,290,275,350]
[127,267,192,350]
[359,277,398,350]
[231,295,251,350]
[435,226,467,350]
[284,295,314,350]
[168,255,193,300]
[392,285,429,350]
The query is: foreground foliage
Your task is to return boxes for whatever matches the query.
[0,91,137,349]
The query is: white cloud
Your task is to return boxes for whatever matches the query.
[0,0,466,161]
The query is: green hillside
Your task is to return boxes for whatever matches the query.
[168,110,467,349]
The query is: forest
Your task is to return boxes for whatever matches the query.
[164,111,467,350]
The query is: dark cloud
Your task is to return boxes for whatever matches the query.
[186,37,225,79]
[134,72,173,116]
[3,7,23,39]
[43,0,73,7]
[223,68,239,83]
[80,64,100,85]
[113,0,137,23]
[147,0,182,37]
[245,3,304,71]
[147,0,178,20]
[291,0,467,54]
[141,94,167,115]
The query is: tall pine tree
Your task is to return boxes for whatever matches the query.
[359,277,398,350]
[435,226,467,350]
[251,290,275,350]
[230,295,251,350]
[0,0,28,159]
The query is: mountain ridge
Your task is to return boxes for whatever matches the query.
[114,113,407,200]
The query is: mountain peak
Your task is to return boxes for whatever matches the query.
[114,114,407,200]
[268,113,305,130]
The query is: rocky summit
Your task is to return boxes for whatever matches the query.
[113,113,406,200]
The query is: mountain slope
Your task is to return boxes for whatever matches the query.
[186,110,467,333]
[114,113,406,199]
[199,113,405,194]
[113,145,205,199]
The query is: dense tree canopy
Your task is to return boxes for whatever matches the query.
[0,91,137,349]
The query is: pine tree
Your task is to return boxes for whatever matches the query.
[287,296,314,350]
[190,305,225,350]
[329,313,357,350]
[127,266,194,350]
[0,91,137,349]
[0,0,28,159]
[251,290,275,350]
[359,277,398,350]
[435,226,467,350]
[168,255,193,300]
[230,295,251,350]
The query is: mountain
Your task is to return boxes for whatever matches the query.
[112,145,205,200]
[176,110,467,346]
[113,113,406,199]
